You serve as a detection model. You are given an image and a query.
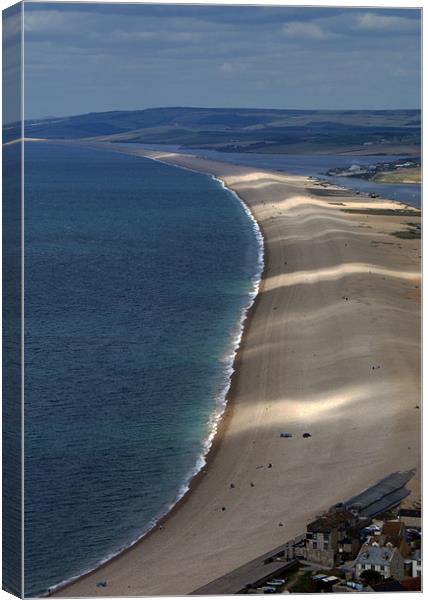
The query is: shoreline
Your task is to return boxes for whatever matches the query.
[47,143,420,597]
[45,151,267,597]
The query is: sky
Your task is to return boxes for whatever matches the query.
[16,2,423,119]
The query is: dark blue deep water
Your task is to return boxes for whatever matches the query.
[24,143,261,596]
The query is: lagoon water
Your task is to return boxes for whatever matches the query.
[137,144,421,208]
[24,142,261,595]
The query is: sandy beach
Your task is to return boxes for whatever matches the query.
[55,148,421,597]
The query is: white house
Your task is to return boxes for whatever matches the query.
[411,550,421,578]
[354,540,404,582]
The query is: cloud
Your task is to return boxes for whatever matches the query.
[282,21,327,40]
[112,30,203,43]
[355,12,420,33]
[22,5,421,117]
[24,9,82,33]
[219,61,248,75]
[24,3,344,25]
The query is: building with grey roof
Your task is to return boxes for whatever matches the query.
[354,540,404,582]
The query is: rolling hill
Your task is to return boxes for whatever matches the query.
[10,107,422,154]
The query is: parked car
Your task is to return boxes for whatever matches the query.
[406,529,421,541]
[346,581,364,591]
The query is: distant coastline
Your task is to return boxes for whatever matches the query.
[110,142,423,208]
[326,157,421,184]
[22,106,421,158]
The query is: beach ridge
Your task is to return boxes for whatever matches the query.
[53,146,420,597]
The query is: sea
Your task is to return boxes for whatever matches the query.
[23,142,263,596]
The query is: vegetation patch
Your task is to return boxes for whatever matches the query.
[289,571,317,593]
[391,221,421,239]
[309,188,351,197]
[360,569,383,586]
[375,508,398,520]
[24,107,421,155]
[342,208,420,217]
[326,158,420,182]
[373,167,421,184]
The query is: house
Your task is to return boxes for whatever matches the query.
[354,540,404,582]
[376,520,409,558]
[337,536,362,562]
[302,507,360,567]
[411,549,421,578]
[398,508,421,531]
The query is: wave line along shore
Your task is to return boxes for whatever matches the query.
[52,145,421,597]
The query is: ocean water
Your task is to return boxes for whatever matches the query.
[23,142,262,596]
[3,143,23,597]
[136,144,421,208]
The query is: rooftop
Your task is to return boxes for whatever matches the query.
[307,510,355,533]
[355,542,397,566]
[380,520,406,547]
[400,577,422,591]
[371,579,405,592]
[344,470,414,518]
[398,508,421,518]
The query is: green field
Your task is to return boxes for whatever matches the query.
[373,167,421,184]
[16,107,421,155]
